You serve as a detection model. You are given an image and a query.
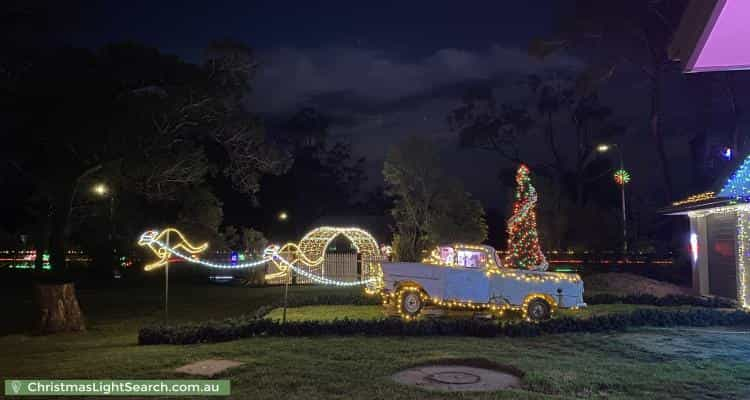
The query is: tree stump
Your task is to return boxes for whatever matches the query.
[33,283,86,334]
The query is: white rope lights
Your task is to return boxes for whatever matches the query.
[138,227,381,287]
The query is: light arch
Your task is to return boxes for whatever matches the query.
[267,226,382,284]
[297,226,381,263]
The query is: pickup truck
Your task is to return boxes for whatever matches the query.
[377,244,585,321]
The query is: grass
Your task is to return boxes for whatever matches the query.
[265,305,387,321]
[1,281,750,399]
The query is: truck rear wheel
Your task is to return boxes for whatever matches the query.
[526,298,551,321]
[398,289,424,319]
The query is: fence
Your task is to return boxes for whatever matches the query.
[266,252,364,285]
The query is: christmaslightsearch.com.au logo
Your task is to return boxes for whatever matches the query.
[4,379,230,396]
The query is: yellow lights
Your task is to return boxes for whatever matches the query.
[737,211,750,309]
[138,228,208,271]
[521,293,557,321]
[278,211,289,221]
[596,144,611,153]
[386,286,558,321]
[266,226,383,287]
[687,205,750,309]
[422,244,502,269]
[138,226,383,287]
[672,191,716,206]
[393,286,430,321]
[92,183,109,196]
[485,267,581,284]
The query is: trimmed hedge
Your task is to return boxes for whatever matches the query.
[138,308,750,345]
[584,293,736,308]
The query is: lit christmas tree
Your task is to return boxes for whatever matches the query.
[504,165,548,271]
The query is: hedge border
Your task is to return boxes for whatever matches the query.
[139,308,750,345]
[584,293,736,308]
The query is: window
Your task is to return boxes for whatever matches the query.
[455,249,487,268]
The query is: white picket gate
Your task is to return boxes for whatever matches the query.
[266,252,361,285]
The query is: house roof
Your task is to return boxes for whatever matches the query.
[669,0,750,73]
[662,152,750,215]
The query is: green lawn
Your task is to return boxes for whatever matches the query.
[1,282,750,399]
[265,304,387,321]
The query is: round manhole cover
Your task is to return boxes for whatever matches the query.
[392,365,521,392]
[426,371,481,384]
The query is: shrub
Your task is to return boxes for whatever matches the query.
[585,293,736,308]
[138,308,750,345]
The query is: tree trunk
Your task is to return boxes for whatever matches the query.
[651,72,673,201]
[725,73,742,155]
[48,185,74,270]
[33,283,85,334]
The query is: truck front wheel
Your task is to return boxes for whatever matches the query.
[398,289,424,319]
[525,298,551,321]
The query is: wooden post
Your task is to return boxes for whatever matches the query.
[282,269,290,324]
[165,231,169,324]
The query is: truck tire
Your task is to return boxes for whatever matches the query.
[398,289,424,319]
[526,298,551,321]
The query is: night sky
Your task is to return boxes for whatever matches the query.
[39,1,750,208]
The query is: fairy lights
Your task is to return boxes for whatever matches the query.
[737,210,750,308]
[719,153,750,198]
[686,204,750,309]
[672,191,716,206]
[384,286,558,321]
[138,229,209,271]
[423,244,502,269]
[504,165,548,271]
[138,226,381,287]
[485,267,581,283]
[613,169,631,186]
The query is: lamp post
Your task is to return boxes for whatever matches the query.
[92,183,117,274]
[597,144,629,254]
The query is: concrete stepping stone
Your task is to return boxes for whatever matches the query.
[174,359,244,377]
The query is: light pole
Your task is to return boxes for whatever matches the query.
[597,144,630,254]
[92,183,117,274]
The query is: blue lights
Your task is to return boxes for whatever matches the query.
[719,154,750,198]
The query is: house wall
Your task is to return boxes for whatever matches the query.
[705,212,738,298]
[689,208,750,307]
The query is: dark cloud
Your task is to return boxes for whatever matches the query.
[250,44,583,204]
[251,44,582,113]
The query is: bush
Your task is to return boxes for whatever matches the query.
[585,293,736,308]
[138,308,750,345]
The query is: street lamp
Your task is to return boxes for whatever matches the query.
[92,183,108,196]
[278,211,289,222]
[597,144,629,254]
[92,183,117,274]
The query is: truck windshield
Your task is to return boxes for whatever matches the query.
[455,249,486,268]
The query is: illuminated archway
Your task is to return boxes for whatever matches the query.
[298,227,380,264]
[267,226,382,284]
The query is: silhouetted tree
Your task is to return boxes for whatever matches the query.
[384,136,487,261]
[531,0,687,201]
[2,42,288,272]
